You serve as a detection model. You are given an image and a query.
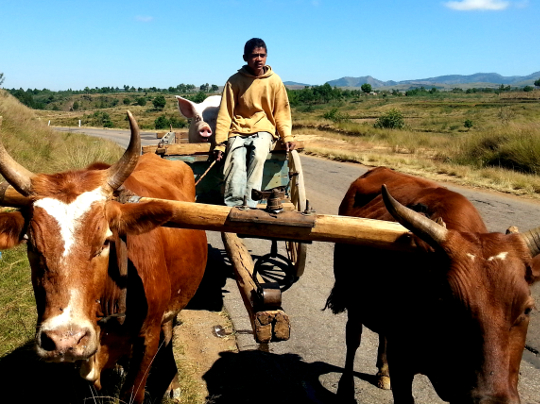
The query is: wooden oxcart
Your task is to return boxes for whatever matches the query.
[142,140,308,342]
[0,139,413,344]
[140,140,415,343]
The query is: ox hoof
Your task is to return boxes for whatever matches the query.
[336,376,357,403]
[377,375,391,390]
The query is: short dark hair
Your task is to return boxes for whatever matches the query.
[244,38,267,56]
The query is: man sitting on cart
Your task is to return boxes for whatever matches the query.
[213,38,296,208]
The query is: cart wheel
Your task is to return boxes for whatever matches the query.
[286,150,308,279]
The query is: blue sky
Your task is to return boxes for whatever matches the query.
[1,0,538,90]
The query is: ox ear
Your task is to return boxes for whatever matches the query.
[176,96,196,119]
[106,201,174,236]
[0,211,26,249]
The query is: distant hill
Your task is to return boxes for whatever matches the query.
[327,76,398,88]
[324,71,540,89]
[283,81,312,89]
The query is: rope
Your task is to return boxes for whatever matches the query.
[195,160,217,186]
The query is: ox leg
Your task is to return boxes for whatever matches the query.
[337,311,363,402]
[145,320,181,402]
[376,334,391,390]
[120,330,161,404]
[387,344,415,404]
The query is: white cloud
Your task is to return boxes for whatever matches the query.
[444,0,510,10]
[135,16,154,22]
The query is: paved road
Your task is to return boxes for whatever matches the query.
[54,126,159,148]
[215,156,540,404]
[60,127,540,403]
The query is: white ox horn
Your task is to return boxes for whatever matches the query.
[0,116,36,196]
[105,111,141,191]
[381,184,448,248]
[520,228,540,258]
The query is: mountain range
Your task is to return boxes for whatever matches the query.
[284,71,540,89]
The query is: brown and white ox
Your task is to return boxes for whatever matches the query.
[176,95,221,144]
[326,167,540,404]
[0,113,207,403]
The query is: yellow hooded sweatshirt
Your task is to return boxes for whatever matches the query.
[214,65,293,153]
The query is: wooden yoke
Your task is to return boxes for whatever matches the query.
[136,198,417,251]
[0,182,31,207]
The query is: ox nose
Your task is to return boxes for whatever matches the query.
[39,326,90,357]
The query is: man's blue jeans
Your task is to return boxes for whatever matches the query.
[223,132,274,208]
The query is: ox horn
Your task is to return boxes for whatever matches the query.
[0,116,36,196]
[105,111,141,191]
[520,228,540,257]
[381,184,448,248]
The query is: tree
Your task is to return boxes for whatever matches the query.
[190,91,207,103]
[534,79,540,88]
[177,83,187,93]
[136,97,147,106]
[152,95,166,110]
[0,72,4,86]
[211,84,219,93]
[361,83,372,94]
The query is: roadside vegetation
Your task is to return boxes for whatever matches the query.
[288,85,540,197]
[7,80,540,197]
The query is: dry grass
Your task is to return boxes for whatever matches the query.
[297,117,540,198]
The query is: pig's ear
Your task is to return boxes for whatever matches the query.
[176,96,195,119]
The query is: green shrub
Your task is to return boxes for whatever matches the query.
[154,115,188,130]
[464,119,473,129]
[123,97,131,105]
[322,108,350,123]
[152,95,166,110]
[374,109,405,129]
[136,97,146,106]
[188,91,207,103]
[155,115,169,129]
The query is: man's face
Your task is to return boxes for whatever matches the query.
[244,46,267,76]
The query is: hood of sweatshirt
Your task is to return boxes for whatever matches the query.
[238,65,274,79]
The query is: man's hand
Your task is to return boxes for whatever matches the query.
[286,141,297,152]
[214,150,224,162]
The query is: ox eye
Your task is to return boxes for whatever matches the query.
[524,307,533,316]
[95,239,111,257]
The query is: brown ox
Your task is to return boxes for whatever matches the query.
[0,113,207,403]
[326,167,540,404]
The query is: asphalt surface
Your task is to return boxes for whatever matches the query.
[57,126,540,403]
[215,156,540,404]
